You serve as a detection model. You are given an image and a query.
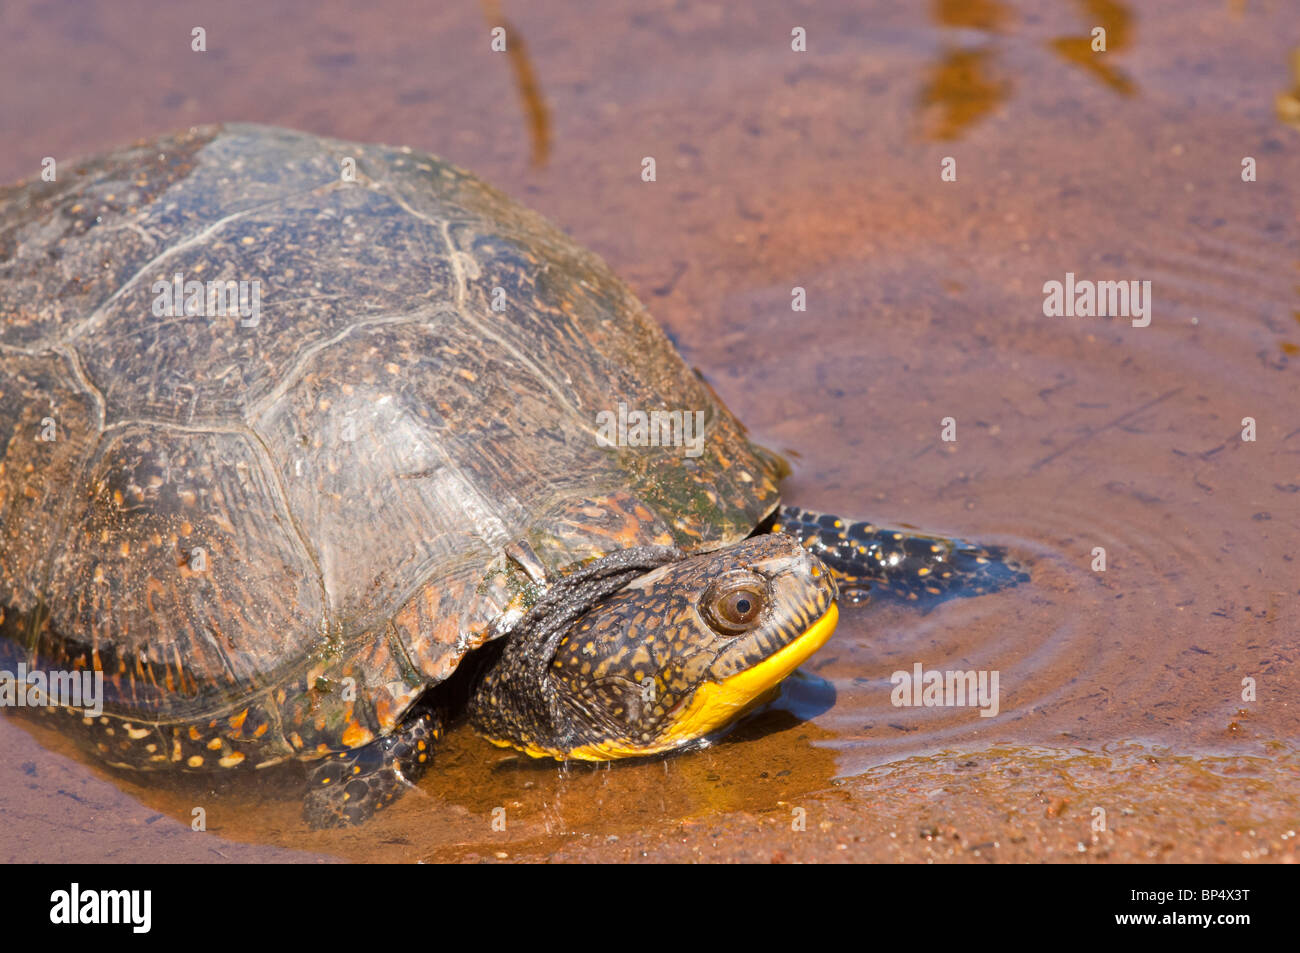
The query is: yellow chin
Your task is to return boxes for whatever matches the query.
[560,602,839,762]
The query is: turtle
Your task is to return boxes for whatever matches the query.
[0,124,1025,827]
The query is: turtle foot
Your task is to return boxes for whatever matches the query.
[302,708,441,828]
[773,505,1029,603]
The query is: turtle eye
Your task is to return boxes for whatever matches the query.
[701,574,767,635]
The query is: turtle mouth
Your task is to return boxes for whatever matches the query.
[562,601,839,761]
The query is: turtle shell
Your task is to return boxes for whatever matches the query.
[0,124,784,770]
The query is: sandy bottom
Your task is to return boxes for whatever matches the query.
[0,0,1296,862]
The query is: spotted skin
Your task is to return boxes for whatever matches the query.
[303,707,442,829]
[772,506,1028,601]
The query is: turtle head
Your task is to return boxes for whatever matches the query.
[469,533,838,760]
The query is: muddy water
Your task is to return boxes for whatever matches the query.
[1,0,1297,863]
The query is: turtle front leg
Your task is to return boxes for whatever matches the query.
[302,708,442,828]
[773,505,1028,601]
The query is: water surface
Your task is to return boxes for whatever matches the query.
[0,0,1296,862]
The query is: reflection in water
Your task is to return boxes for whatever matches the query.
[918,48,1012,141]
[481,0,552,166]
[1048,0,1137,96]
[921,0,1138,140]
[1278,48,1300,128]
[932,0,1012,32]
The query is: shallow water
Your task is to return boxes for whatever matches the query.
[0,0,1296,862]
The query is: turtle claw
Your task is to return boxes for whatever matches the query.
[302,708,441,829]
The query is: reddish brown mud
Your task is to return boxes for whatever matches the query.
[0,0,1295,862]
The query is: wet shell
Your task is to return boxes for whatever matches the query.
[0,124,784,769]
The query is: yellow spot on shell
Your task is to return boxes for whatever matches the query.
[229,709,248,730]
[341,721,373,748]
[219,752,245,767]
[207,737,223,750]
[187,755,204,767]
